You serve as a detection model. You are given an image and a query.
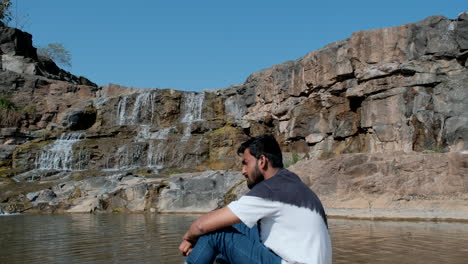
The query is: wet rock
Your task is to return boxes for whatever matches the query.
[10,174,167,213]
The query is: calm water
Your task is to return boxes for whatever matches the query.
[1,214,468,264]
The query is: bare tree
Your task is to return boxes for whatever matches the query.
[0,0,12,24]
[38,43,73,68]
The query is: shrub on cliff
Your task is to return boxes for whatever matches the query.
[37,43,72,68]
[0,95,21,127]
[0,0,12,24]
[0,95,16,110]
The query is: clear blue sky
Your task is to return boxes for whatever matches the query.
[15,0,467,91]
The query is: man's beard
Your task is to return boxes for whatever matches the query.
[247,162,264,189]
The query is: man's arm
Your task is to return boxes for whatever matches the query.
[184,207,241,241]
[179,207,241,256]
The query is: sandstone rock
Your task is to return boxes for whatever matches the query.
[1,14,467,219]
[306,133,324,144]
[62,107,97,131]
[7,174,166,214]
[0,144,15,167]
[289,152,468,220]
[0,27,37,58]
[158,170,244,213]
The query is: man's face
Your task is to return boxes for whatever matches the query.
[241,148,264,189]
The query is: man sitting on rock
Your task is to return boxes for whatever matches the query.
[179,135,332,264]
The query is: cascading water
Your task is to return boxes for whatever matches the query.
[181,92,204,122]
[116,96,127,125]
[181,92,205,140]
[116,91,157,125]
[108,91,205,171]
[131,92,156,125]
[35,133,84,171]
[138,126,174,169]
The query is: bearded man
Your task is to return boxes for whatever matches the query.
[179,135,332,264]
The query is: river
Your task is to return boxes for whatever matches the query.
[1,214,467,263]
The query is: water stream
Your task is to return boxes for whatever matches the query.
[35,133,85,171]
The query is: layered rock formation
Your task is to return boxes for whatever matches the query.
[290,152,468,220]
[0,13,467,219]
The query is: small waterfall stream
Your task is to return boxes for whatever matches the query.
[138,126,174,169]
[181,92,205,140]
[116,91,157,125]
[35,133,85,171]
[38,91,208,173]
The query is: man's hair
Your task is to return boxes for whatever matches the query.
[237,135,284,168]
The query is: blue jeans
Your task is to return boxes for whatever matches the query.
[185,223,282,264]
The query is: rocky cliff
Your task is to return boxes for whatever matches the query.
[0,13,467,220]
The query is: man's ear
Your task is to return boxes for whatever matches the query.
[259,155,268,169]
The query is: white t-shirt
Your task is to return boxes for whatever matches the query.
[227,169,332,264]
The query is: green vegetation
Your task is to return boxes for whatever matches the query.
[37,43,72,68]
[284,152,301,168]
[20,104,36,115]
[164,168,190,176]
[112,207,124,213]
[16,139,53,152]
[223,179,246,206]
[0,0,12,24]
[0,0,29,29]
[0,96,39,128]
[422,144,445,153]
[210,124,236,136]
[292,152,300,165]
[0,95,16,110]
[68,186,82,200]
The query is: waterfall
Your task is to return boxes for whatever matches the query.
[117,96,128,125]
[108,91,205,171]
[181,92,205,123]
[108,143,147,171]
[116,91,156,125]
[181,92,205,140]
[35,133,84,171]
[130,92,156,125]
[137,126,174,169]
[147,141,168,169]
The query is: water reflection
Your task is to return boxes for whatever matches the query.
[330,219,468,264]
[1,214,468,264]
[0,214,197,264]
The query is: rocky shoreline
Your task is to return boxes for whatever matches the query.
[1,13,467,220]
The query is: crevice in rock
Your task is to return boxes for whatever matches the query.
[407,81,440,88]
[357,126,371,134]
[286,136,306,142]
[431,55,458,61]
[335,72,356,83]
[348,96,364,113]
[456,50,468,67]
[333,135,352,142]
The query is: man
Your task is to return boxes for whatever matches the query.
[179,135,332,264]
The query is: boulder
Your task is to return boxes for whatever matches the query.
[158,170,244,213]
[2,174,166,214]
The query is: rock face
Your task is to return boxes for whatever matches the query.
[0,170,245,214]
[288,152,468,220]
[0,14,467,219]
[158,170,245,213]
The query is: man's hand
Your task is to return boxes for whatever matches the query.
[178,207,241,257]
[179,239,194,256]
